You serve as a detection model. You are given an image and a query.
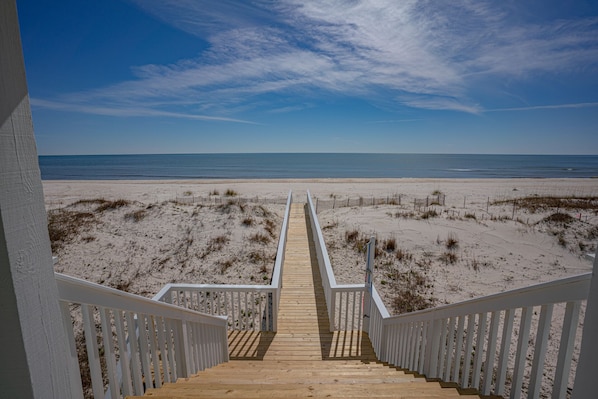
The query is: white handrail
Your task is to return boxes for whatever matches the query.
[57,273,228,398]
[306,190,365,331]
[380,273,591,398]
[384,273,590,324]
[154,190,293,332]
[58,274,228,326]
[271,189,293,331]
[154,285,277,331]
[306,189,596,398]
[306,190,337,287]
[376,274,590,397]
[272,189,293,288]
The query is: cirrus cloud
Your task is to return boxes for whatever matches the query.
[33,0,598,119]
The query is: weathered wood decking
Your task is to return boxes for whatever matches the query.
[135,203,473,398]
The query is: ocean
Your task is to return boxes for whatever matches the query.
[38,153,598,180]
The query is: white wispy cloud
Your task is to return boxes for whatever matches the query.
[398,94,482,114]
[485,102,598,112]
[267,104,315,114]
[34,1,598,118]
[30,98,258,124]
[365,119,422,124]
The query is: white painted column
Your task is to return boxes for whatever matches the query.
[0,2,73,397]
[572,246,598,399]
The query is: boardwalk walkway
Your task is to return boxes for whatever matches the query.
[135,202,472,398]
[228,202,374,361]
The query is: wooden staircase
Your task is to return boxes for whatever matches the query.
[127,203,475,398]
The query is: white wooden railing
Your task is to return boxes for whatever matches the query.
[153,190,292,332]
[372,274,590,398]
[306,190,365,331]
[306,189,595,398]
[56,273,229,398]
[153,285,277,331]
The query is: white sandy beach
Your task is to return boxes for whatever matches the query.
[44,178,597,300]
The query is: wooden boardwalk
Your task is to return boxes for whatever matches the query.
[135,202,474,398]
[228,202,374,361]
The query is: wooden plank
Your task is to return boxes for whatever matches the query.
[208,361,392,369]
[141,383,463,398]
[198,368,410,376]
[147,382,457,391]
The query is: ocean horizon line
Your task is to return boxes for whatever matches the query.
[38,153,598,180]
[39,152,598,157]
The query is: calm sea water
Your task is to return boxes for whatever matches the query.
[38,153,598,180]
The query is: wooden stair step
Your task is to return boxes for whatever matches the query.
[202,362,402,371]
[178,376,419,384]
[193,371,415,381]
[136,382,463,398]
[210,360,390,369]
[198,366,407,374]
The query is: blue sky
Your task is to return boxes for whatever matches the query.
[17,0,598,155]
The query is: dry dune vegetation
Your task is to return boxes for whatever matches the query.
[318,193,598,314]
[49,191,284,297]
[45,180,598,307]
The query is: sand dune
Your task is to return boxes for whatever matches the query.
[44,178,597,302]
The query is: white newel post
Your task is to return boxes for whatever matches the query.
[572,246,598,399]
[0,2,73,397]
[363,236,375,333]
